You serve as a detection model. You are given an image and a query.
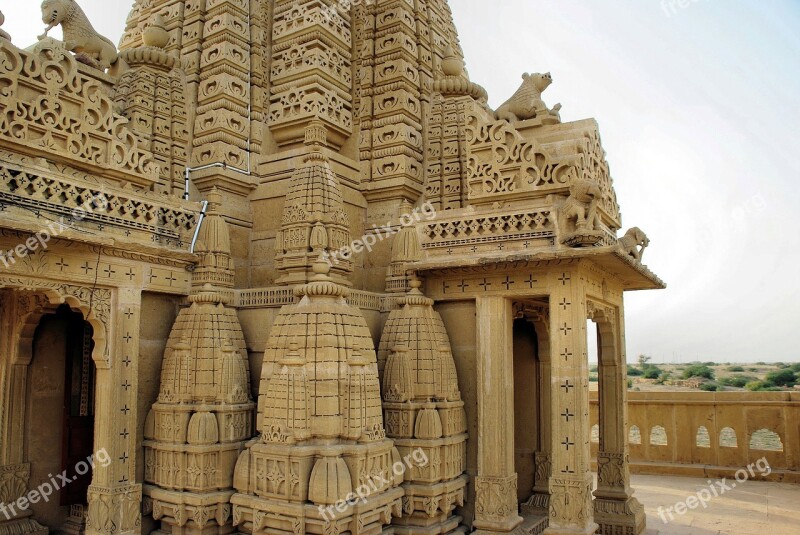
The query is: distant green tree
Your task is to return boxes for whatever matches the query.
[700,383,719,392]
[765,369,797,387]
[627,365,644,377]
[682,364,714,380]
[745,381,782,392]
[727,365,745,372]
[719,375,756,388]
[703,361,717,367]
[644,367,662,379]
[638,354,652,369]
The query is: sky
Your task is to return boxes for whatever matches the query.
[2,1,798,363]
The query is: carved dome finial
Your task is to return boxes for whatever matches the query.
[442,43,464,77]
[143,14,170,48]
[207,186,223,212]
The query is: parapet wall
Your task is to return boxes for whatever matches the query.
[590,391,800,483]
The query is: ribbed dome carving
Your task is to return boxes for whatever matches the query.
[377,280,461,402]
[257,262,384,440]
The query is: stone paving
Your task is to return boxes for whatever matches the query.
[631,474,800,534]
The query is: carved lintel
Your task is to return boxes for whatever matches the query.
[586,299,615,323]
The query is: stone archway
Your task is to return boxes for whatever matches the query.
[587,300,645,535]
[512,301,552,521]
[25,304,97,531]
[0,281,113,535]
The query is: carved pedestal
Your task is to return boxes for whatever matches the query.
[593,455,645,535]
[86,484,142,535]
[0,465,47,535]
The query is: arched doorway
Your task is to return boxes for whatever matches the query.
[513,317,539,503]
[27,304,96,530]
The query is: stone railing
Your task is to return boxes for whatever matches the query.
[590,391,800,483]
[418,206,558,256]
[234,286,392,312]
[0,153,200,248]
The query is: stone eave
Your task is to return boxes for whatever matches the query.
[0,219,198,265]
[411,246,665,291]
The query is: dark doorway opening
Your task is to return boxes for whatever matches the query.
[33,304,96,507]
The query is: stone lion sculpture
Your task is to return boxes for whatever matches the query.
[495,72,562,122]
[0,11,11,41]
[561,178,602,232]
[619,227,649,262]
[39,0,120,72]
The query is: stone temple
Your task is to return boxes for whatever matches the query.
[0,1,664,535]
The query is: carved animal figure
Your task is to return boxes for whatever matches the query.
[39,0,119,71]
[495,72,562,122]
[619,227,649,262]
[0,11,11,41]
[560,178,602,234]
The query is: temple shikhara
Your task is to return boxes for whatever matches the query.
[0,1,664,535]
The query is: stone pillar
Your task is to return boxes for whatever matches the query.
[544,271,596,535]
[522,311,553,517]
[472,297,522,534]
[86,288,142,535]
[592,302,645,535]
[0,291,47,535]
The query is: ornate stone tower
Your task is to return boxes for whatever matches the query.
[231,260,404,535]
[114,15,189,196]
[142,190,255,535]
[378,279,468,534]
[274,123,353,287]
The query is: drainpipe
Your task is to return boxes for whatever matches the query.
[190,200,209,254]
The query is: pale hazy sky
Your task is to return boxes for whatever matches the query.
[3,1,798,363]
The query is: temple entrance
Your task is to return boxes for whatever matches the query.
[27,305,95,529]
[513,317,540,503]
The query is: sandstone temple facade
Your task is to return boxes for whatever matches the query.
[0,2,663,535]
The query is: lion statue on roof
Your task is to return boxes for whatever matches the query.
[39,0,120,72]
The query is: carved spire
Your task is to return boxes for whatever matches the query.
[275,123,353,286]
[377,277,468,533]
[192,188,234,295]
[386,200,422,293]
[144,191,253,535]
[235,259,402,534]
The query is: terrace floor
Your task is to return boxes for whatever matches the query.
[631,473,800,534]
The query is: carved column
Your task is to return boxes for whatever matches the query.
[521,309,553,517]
[592,301,645,535]
[0,290,47,535]
[473,296,522,534]
[86,288,142,535]
[545,270,596,535]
